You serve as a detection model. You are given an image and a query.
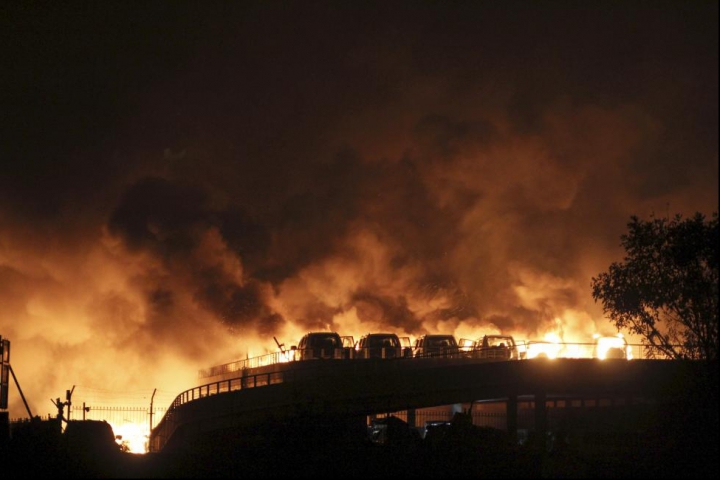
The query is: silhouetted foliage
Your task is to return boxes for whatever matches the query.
[592,212,718,360]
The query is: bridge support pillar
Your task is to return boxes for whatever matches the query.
[406,408,416,428]
[534,391,547,451]
[506,394,518,443]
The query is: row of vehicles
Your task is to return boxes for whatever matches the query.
[290,331,468,360]
[290,332,411,361]
[286,331,631,361]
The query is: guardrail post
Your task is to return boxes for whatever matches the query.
[241,367,248,389]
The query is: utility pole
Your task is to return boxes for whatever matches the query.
[9,365,33,418]
[2,336,33,417]
[51,385,75,428]
[149,388,157,434]
[66,386,75,421]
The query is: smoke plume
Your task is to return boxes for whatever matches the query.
[0,2,717,418]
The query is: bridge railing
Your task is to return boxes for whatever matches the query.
[150,367,293,453]
[197,350,295,378]
[197,347,357,378]
[198,342,673,380]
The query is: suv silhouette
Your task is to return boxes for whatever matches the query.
[413,334,459,357]
[459,334,520,360]
[593,334,629,360]
[294,332,353,360]
[356,333,412,359]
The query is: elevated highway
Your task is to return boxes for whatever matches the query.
[149,355,711,453]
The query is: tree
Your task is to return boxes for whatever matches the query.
[591,212,718,360]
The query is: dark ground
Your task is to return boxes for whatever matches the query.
[2,403,718,479]
[3,364,718,479]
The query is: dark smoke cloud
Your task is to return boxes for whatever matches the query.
[0,1,717,418]
[349,291,425,334]
[109,177,212,256]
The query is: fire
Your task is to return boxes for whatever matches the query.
[593,333,631,360]
[525,340,562,359]
[561,343,586,358]
[277,349,296,363]
[111,421,149,454]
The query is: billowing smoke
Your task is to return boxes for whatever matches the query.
[0,2,717,418]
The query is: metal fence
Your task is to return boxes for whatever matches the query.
[9,405,168,453]
[68,404,167,427]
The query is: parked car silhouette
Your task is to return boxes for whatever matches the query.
[458,334,521,360]
[593,334,631,360]
[293,332,354,360]
[413,334,459,357]
[356,333,412,359]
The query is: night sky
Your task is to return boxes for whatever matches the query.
[1,1,717,418]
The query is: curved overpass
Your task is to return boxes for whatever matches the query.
[149,357,709,453]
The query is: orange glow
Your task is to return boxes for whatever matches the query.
[561,343,587,358]
[111,421,149,453]
[525,340,562,359]
[276,349,297,363]
[593,333,631,360]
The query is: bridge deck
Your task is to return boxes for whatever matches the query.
[149,357,709,453]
